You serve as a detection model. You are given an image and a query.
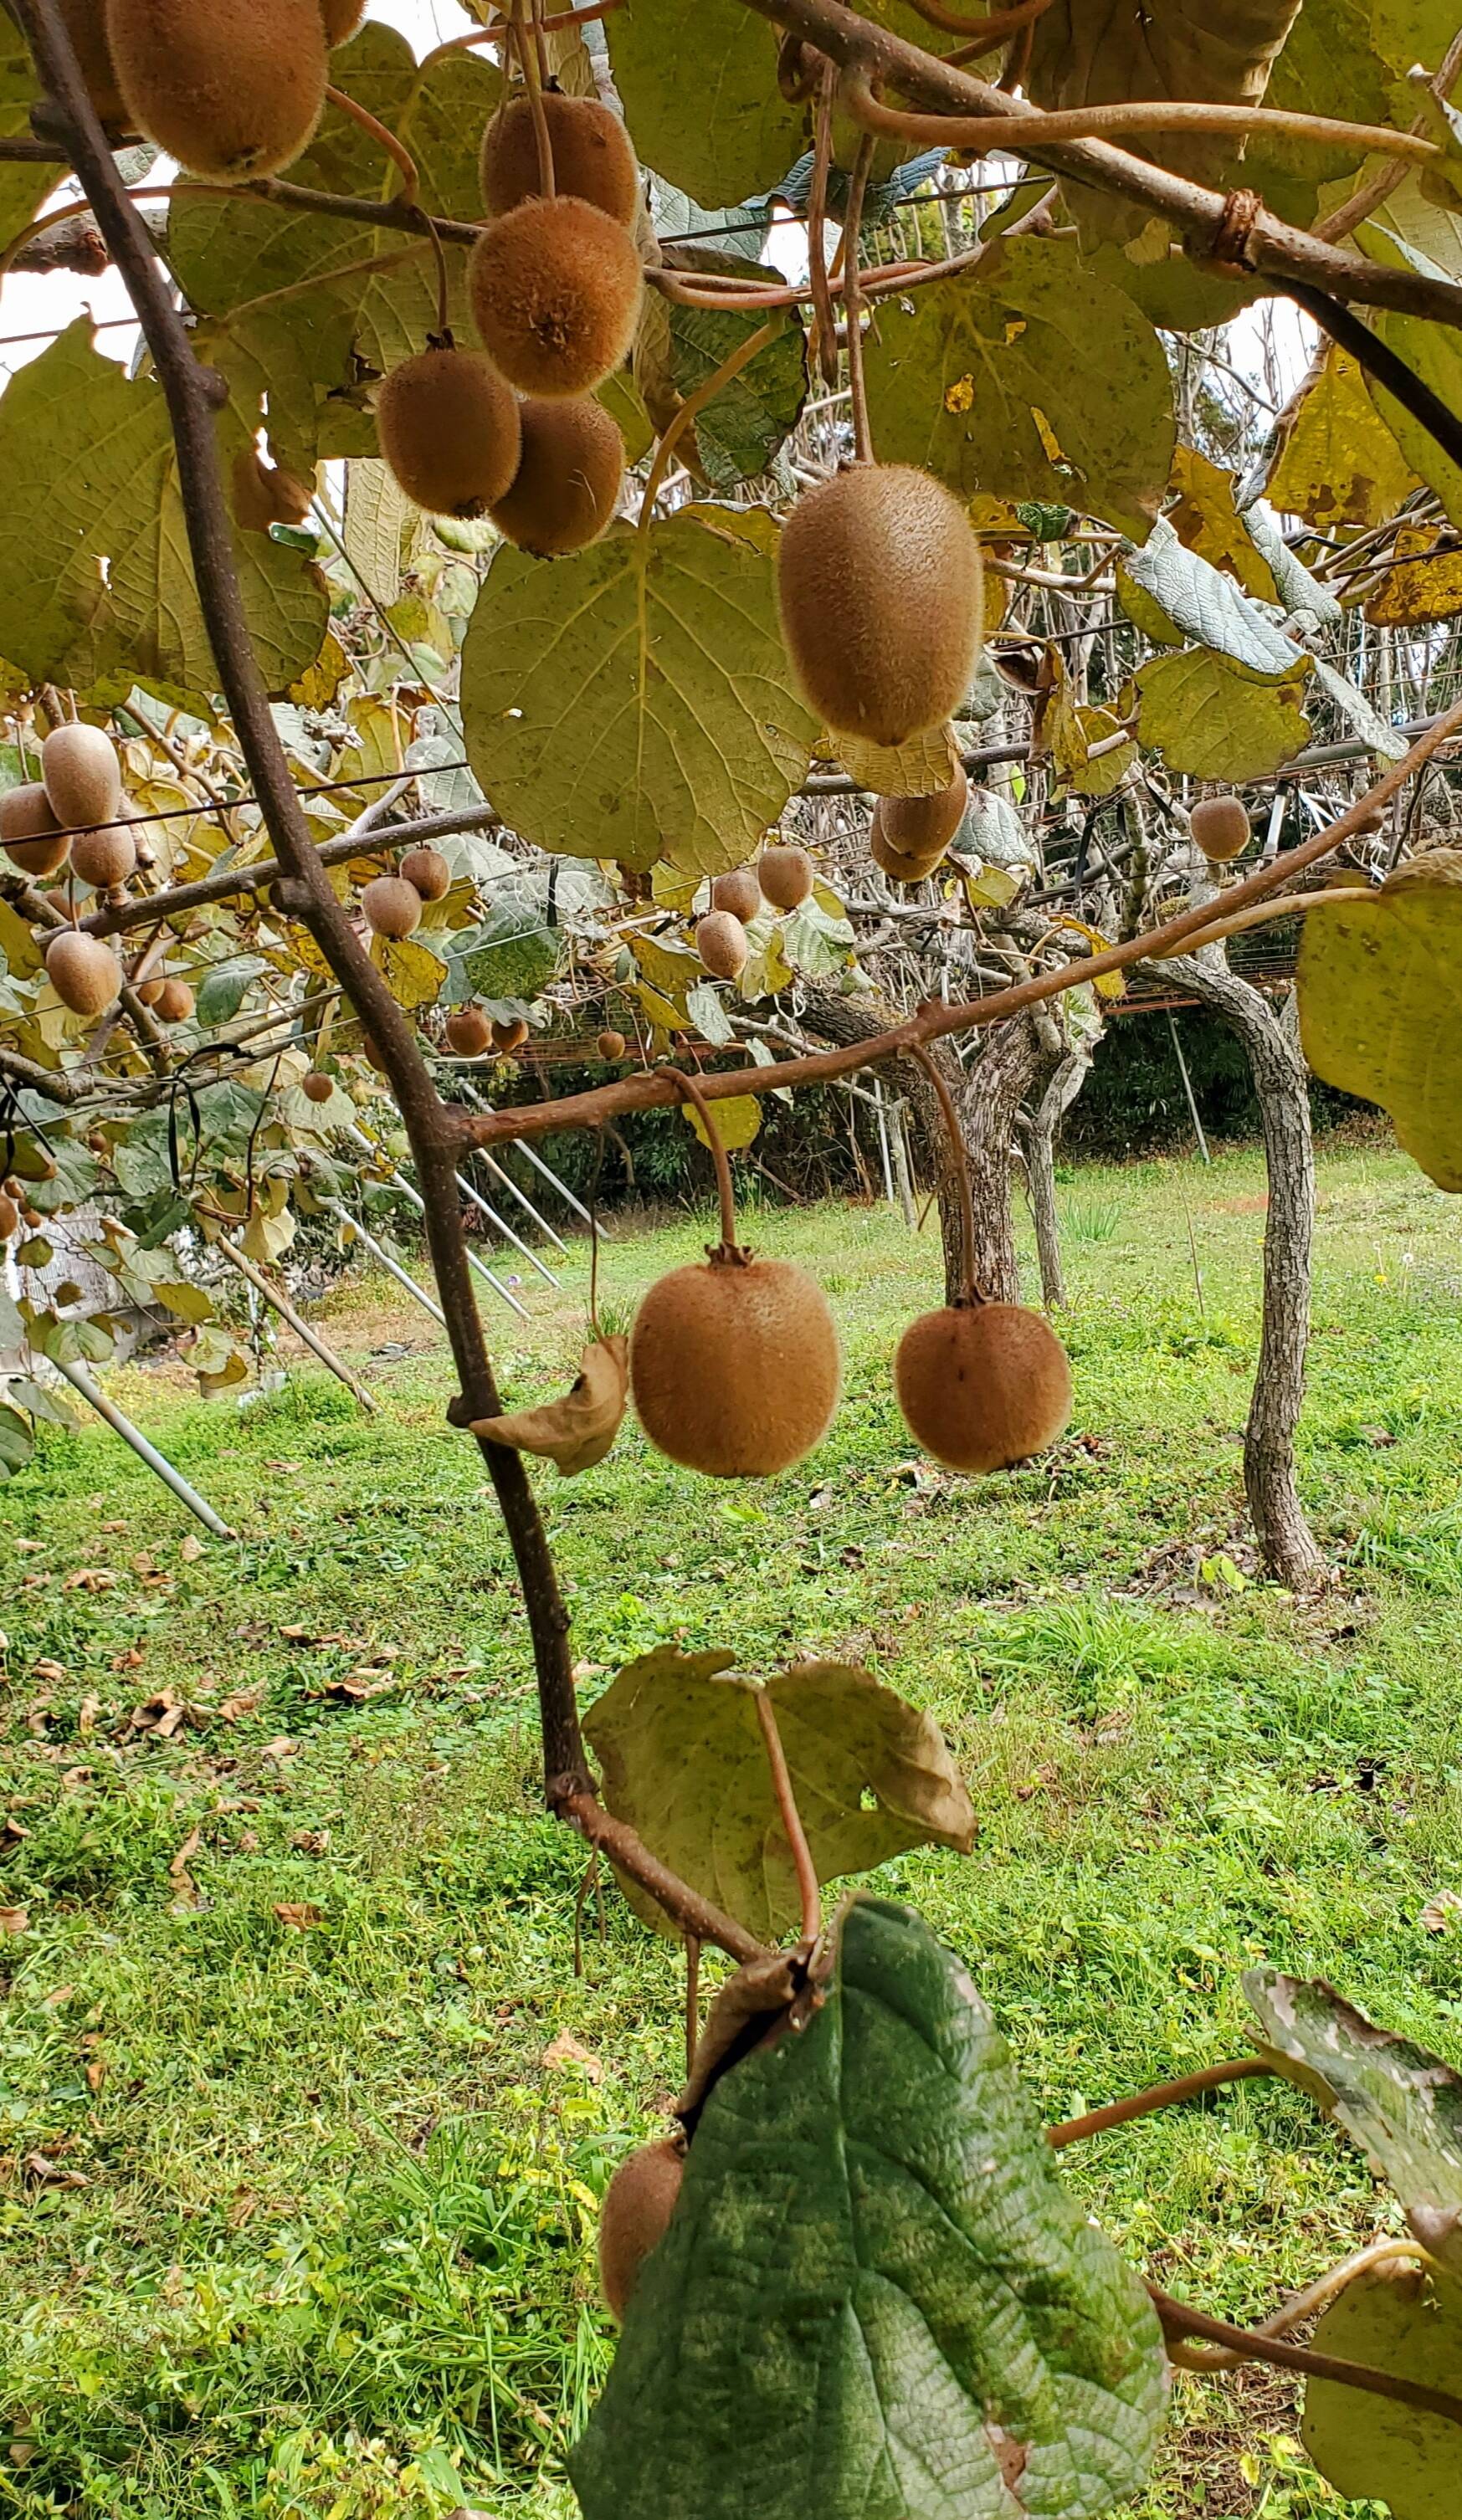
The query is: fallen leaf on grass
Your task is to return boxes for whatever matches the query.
[85,2056,105,2095]
[261,1737,298,1762]
[1421,1891,1462,1934]
[178,1535,203,1564]
[24,2152,87,2188]
[110,1649,144,1672]
[475,1337,629,1477]
[0,1908,29,1935]
[541,2031,603,2081]
[312,1671,398,1703]
[3,1817,28,1842]
[217,1686,264,1722]
[64,1568,117,1594]
[169,1826,202,1907]
[77,1695,100,1734]
[273,1902,324,1929]
[129,1691,190,1739]
[290,1828,331,1856]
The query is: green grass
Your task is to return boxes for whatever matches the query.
[2,1140,1461,2519]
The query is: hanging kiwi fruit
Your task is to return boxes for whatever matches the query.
[481,90,639,226]
[46,930,124,1018]
[597,1028,628,1061]
[629,1072,841,1478]
[492,1017,531,1053]
[445,1006,494,1058]
[321,0,367,41]
[0,1191,18,1244]
[376,346,523,520]
[69,823,137,889]
[598,2138,685,2320]
[710,866,762,925]
[399,844,451,903]
[151,977,196,1025]
[362,875,423,940]
[0,783,69,878]
[106,0,329,180]
[469,196,644,399]
[302,1069,335,1104]
[1190,793,1251,863]
[41,722,121,831]
[893,1047,1073,1473]
[59,0,128,123]
[490,396,624,556]
[777,464,983,747]
[757,843,814,912]
[695,909,749,981]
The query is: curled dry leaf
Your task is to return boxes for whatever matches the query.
[273,1902,324,1930]
[475,1336,629,1476]
[0,1905,28,1935]
[542,2029,603,2081]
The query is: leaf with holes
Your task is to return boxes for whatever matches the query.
[572,1894,1167,2520]
[1302,2264,1462,2517]
[584,1648,976,1943]
[1296,855,1462,1195]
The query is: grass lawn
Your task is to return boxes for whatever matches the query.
[2,1137,1461,2520]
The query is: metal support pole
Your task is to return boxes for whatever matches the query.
[470,1146,569,1254]
[872,1078,896,1206]
[49,1355,236,1539]
[1167,1007,1211,1164]
[325,1200,446,1325]
[455,1078,609,1236]
[890,1100,918,1231]
[346,1128,530,1320]
[215,1238,377,1412]
[453,1168,560,1288]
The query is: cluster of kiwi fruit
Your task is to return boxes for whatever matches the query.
[359,843,450,944]
[444,1006,530,1058]
[693,843,815,982]
[871,760,968,887]
[0,724,143,1019]
[66,1,366,182]
[376,87,639,556]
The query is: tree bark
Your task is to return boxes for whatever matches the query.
[797,987,967,1278]
[1155,955,1326,1590]
[1021,1050,1090,1309]
[957,1012,1049,1304]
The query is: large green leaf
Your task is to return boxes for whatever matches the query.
[1297,856,1462,1193]
[864,241,1173,540]
[1116,519,1306,679]
[461,508,818,876]
[668,276,808,489]
[0,23,56,263]
[1303,2266,1462,2517]
[1245,1969,1462,2268]
[608,0,804,207]
[0,325,328,705]
[572,1896,1167,2520]
[1371,310,1462,525]
[1133,648,1311,778]
[584,1648,977,1943]
[0,1405,33,1480]
[449,884,562,1005]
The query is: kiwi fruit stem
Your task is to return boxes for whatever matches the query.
[909,1041,978,1307]
[660,1066,747,1268]
[753,1689,822,1944]
[512,15,557,201]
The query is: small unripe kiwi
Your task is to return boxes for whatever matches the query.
[42,722,121,831]
[632,1253,841,1477]
[321,0,367,40]
[302,1068,335,1104]
[232,445,313,532]
[469,196,643,400]
[445,1006,493,1057]
[490,395,624,556]
[695,909,748,981]
[106,0,328,180]
[70,822,137,889]
[0,1191,18,1243]
[598,2138,685,2321]
[400,843,450,902]
[362,875,423,940]
[0,784,69,877]
[711,865,762,924]
[895,1300,1073,1474]
[481,92,640,227]
[1189,793,1251,863]
[46,930,123,1018]
[492,1017,531,1053]
[151,977,195,1024]
[59,0,127,122]
[757,843,814,913]
[376,348,523,520]
[777,464,982,747]
[597,1027,627,1061]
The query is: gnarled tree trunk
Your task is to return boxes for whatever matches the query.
[1020,1050,1091,1309]
[956,1011,1050,1304]
[798,986,967,1276]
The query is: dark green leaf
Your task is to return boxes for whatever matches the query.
[0,1404,33,1479]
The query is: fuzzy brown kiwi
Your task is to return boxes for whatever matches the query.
[469,196,643,400]
[152,978,196,1024]
[597,1027,627,1061]
[492,1017,531,1053]
[59,0,128,122]
[631,1252,841,1477]
[0,784,69,878]
[320,0,367,40]
[895,1299,1073,1474]
[70,822,137,889]
[376,348,523,520]
[0,1191,18,1244]
[777,464,982,746]
[362,875,423,940]
[46,930,123,1018]
[480,91,640,226]
[232,446,314,532]
[876,761,968,862]
[870,817,943,886]
[598,2138,685,2321]
[302,1069,335,1104]
[1189,793,1250,863]
[757,843,814,913]
[136,977,167,1007]
[695,909,748,981]
[106,0,328,180]
[444,1006,493,1058]
[400,844,450,902]
[710,865,762,925]
[41,723,121,831]
[489,395,623,556]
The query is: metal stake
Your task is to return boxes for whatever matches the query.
[49,1355,235,1539]
[325,1201,445,1325]
[1167,1007,1211,1164]
[215,1238,377,1412]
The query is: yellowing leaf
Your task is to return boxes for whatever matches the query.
[1303,2266,1462,2518]
[1364,525,1462,625]
[684,1094,761,1152]
[475,1337,629,1476]
[1055,915,1126,999]
[1265,345,1422,530]
[371,932,447,1010]
[839,720,962,800]
[1135,648,1311,779]
[1166,445,1278,602]
[1297,851,1462,1191]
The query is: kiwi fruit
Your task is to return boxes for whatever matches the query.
[598,2138,685,2321]
[232,446,313,532]
[302,1068,335,1104]
[59,0,127,123]
[42,722,121,830]
[777,464,983,746]
[710,865,762,924]
[70,822,137,889]
[136,977,167,1006]
[757,843,814,913]
[895,1300,1073,1475]
[630,1252,841,1476]
[0,784,69,878]
[445,1006,493,1057]
[490,394,623,556]
[0,1191,18,1243]
[151,977,196,1024]
[481,92,640,227]
[376,348,523,520]
[876,761,967,860]
[870,817,943,886]
[362,875,423,940]
[321,0,367,40]
[469,196,643,400]
[695,909,748,981]
[492,1017,531,1053]
[106,0,328,180]
[597,1027,627,1060]
[362,1034,390,1077]
[46,930,123,1018]
[400,844,450,902]
[1189,793,1250,863]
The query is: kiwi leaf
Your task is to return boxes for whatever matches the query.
[1116,518,1303,681]
[583,1649,976,1944]
[1297,865,1462,1193]
[572,1895,1167,2520]
[606,0,804,208]
[1300,2266,1462,2517]
[1131,649,1312,781]
[667,265,808,489]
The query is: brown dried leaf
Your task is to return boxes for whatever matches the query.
[541,2030,603,2081]
[169,1826,202,1906]
[273,1901,324,1929]
[1421,1891,1462,1934]
[0,1906,28,1935]
[24,2150,88,2188]
[475,1337,629,1476]
[218,1685,264,1722]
